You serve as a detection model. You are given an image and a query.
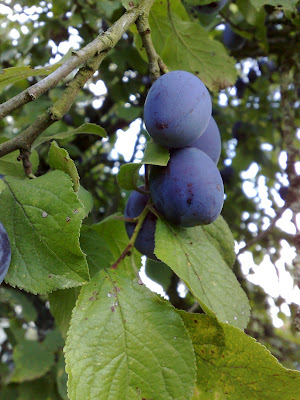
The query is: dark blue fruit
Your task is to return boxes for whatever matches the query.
[248,68,257,84]
[125,190,158,261]
[194,0,229,14]
[0,222,11,285]
[144,71,212,148]
[188,116,221,164]
[149,148,224,227]
[235,77,247,99]
[223,24,246,51]
[279,186,288,201]
[220,166,234,184]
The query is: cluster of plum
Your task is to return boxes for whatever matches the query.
[0,221,11,285]
[125,71,224,261]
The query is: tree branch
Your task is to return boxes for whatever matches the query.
[0,0,155,121]
[0,0,156,160]
[136,11,162,82]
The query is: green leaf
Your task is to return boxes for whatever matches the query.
[117,163,141,190]
[0,64,69,93]
[0,149,39,177]
[145,258,173,292]
[250,0,298,11]
[65,264,196,400]
[49,288,81,338]
[90,216,142,267]
[202,216,236,269]
[155,217,250,329]
[80,225,114,277]
[16,377,60,400]
[115,104,143,121]
[74,123,107,136]
[56,353,68,400]
[33,123,106,148]
[48,141,80,192]
[77,185,93,217]
[0,172,89,294]
[142,141,170,166]
[42,329,64,353]
[132,0,236,90]
[117,143,169,190]
[161,13,237,91]
[0,287,38,322]
[180,312,300,399]
[11,340,55,382]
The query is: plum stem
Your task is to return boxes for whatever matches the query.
[113,215,139,223]
[111,201,150,269]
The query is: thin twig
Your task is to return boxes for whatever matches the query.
[136,10,163,81]
[111,202,150,269]
[0,0,156,121]
[237,205,288,256]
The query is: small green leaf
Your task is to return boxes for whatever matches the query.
[0,63,70,93]
[0,172,89,294]
[49,288,81,339]
[142,142,170,166]
[180,312,300,399]
[74,123,107,136]
[11,340,55,382]
[117,143,169,190]
[155,217,250,329]
[202,216,236,269]
[48,141,80,192]
[33,123,106,148]
[80,226,114,277]
[77,185,93,217]
[117,163,141,190]
[65,264,196,400]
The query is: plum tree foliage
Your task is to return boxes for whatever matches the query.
[0,0,299,399]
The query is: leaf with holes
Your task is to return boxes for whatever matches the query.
[0,172,89,294]
[180,312,300,399]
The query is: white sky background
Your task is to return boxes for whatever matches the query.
[1,2,299,330]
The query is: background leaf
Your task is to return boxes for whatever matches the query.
[11,340,55,382]
[180,312,300,399]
